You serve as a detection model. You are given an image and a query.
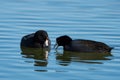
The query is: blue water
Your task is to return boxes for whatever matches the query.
[0,0,120,80]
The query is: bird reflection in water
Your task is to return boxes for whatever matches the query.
[21,46,50,67]
[56,51,112,66]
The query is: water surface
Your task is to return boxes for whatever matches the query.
[0,0,120,80]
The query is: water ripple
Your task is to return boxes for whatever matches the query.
[0,0,120,80]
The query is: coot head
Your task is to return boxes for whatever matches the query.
[34,30,48,45]
[54,35,72,49]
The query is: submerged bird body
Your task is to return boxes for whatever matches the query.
[21,30,51,48]
[55,35,113,53]
[64,39,112,53]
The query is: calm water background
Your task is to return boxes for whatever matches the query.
[0,0,120,80]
